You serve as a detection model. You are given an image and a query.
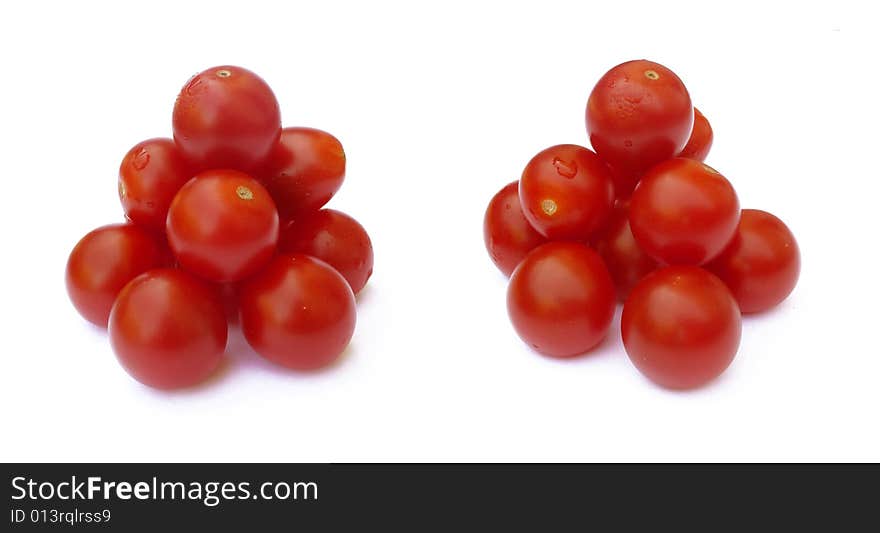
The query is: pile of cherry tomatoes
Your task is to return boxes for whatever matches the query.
[484,59,800,389]
[66,66,373,390]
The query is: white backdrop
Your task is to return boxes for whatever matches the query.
[1,0,876,461]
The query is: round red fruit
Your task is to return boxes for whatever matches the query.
[507,242,616,358]
[118,138,193,230]
[66,224,170,327]
[172,65,281,172]
[629,158,740,265]
[622,266,741,389]
[593,200,658,300]
[279,209,374,294]
[707,209,800,313]
[166,170,279,283]
[586,59,693,175]
[239,255,356,370]
[483,180,546,277]
[109,269,227,390]
[259,127,346,219]
[678,107,713,162]
[519,144,614,241]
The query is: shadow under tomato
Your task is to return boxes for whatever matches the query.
[354,282,374,305]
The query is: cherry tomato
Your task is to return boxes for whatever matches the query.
[66,224,169,327]
[259,127,346,219]
[166,169,279,283]
[707,209,800,313]
[678,107,713,161]
[118,138,193,231]
[629,158,740,265]
[109,269,227,389]
[519,144,614,241]
[507,242,616,358]
[622,266,741,389]
[586,59,693,175]
[278,209,373,294]
[593,200,658,300]
[483,180,546,276]
[172,65,281,172]
[239,255,356,370]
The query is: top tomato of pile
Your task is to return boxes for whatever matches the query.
[586,59,693,183]
[172,65,281,173]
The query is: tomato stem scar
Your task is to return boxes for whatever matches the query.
[644,70,660,80]
[541,199,558,216]
[236,186,254,200]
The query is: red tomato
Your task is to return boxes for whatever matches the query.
[66,224,169,327]
[118,138,193,231]
[507,242,616,358]
[586,59,693,175]
[278,209,374,294]
[707,209,800,313]
[629,158,740,265]
[166,170,279,283]
[259,127,346,219]
[622,266,741,389]
[678,107,713,161]
[483,180,546,276]
[239,255,356,370]
[518,144,614,241]
[593,200,658,300]
[109,269,227,389]
[172,66,281,172]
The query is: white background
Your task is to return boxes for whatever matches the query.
[1,0,877,462]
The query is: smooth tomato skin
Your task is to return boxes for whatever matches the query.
[586,59,693,175]
[239,255,356,370]
[483,180,546,276]
[622,266,741,389]
[519,144,614,241]
[706,209,800,313]
[258,127,346,219]
[507,242,616,358]
[629,158,740,266]
[166,170,279,283]
[593,201,658,300]
[678,107,713,162]
[172,65,281,172]
[109,269,227,390]
[278,209,374,294]
[65,224,169,327]
[118,138,193,231]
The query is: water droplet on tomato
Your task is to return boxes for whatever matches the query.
[133,149,150,170]
[552,158,577,178]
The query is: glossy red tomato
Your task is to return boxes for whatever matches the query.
[586,59,693,175]
[518,144,614,241]
[118,138,193,231]
[629,158,740,265]
[507,242,616,358]
[239,255,356,370]
[172,65,281,172]
[66,224,169,327]
[166,169,279,282]
[622,266,741,389]
[593,200,658,300]
[109,269,227,389]
[707,209,800,313]
[259,127,346,219]
[483,180,546,276]
[278,209,373,294]
[678,107,713,161]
